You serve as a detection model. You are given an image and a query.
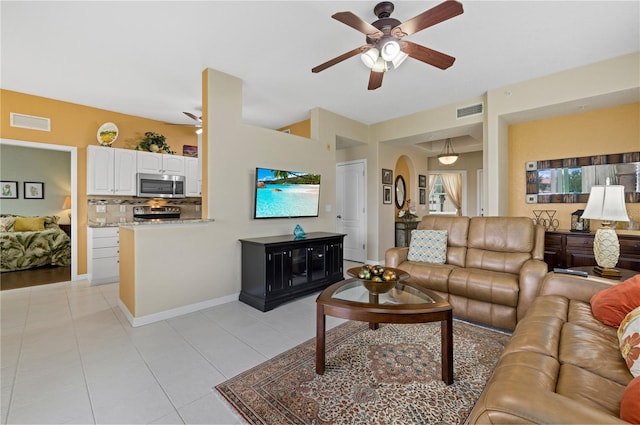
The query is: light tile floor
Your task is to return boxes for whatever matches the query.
[1,261,361,424]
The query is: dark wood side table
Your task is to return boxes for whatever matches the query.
[59,224,71,237]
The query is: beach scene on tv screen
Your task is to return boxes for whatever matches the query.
[255,168,320,218]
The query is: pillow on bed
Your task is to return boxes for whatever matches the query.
[42,215,60,229]
[0,217,15,232]
[14,217,46,232]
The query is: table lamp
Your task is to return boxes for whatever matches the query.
[580,177,629,277]
[62,196,71,221]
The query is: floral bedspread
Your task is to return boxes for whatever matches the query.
[1,228,71,272]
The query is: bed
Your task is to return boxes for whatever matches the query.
[1,215,71,272]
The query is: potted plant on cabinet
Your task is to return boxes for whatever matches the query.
[135,132,175,154]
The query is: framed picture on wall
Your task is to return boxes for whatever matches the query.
[382,169,393,185]
[419,174,426,188]
[24,182,44,199]
[419,188,426,205]
[383,185,392,204]
[1,181,18,199]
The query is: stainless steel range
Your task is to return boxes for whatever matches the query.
[133,206,181,221]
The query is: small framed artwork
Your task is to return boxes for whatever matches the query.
[383,185,392,204]
[526,161,537,171]
[382,169,393,185]
[183,145,198,157]
[526,194,538,204]
[24,182,44,199]
[1,181,18,199]
[419,188,426,205]
[419,174,426,188]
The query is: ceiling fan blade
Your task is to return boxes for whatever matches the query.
[368,71,384,90]
[402,41,455,70]
[392,0,463,38]
[183,112,202,122]
[332,11,383,39]
[312,46,368,73]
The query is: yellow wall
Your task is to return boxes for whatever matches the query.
[277,119,311,138]
[508,102,640,229]
[0,89,197,275]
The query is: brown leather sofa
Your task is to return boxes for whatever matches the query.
[467,272,633,424]
[385,216,547,331]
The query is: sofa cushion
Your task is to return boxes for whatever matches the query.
[400,261,454,294]
[618,306,640,377]
[407,229,447,263]
[448,268,519,307]
[620,376,640,424]
[417,216,469,267]
[468,217,535,253]
[560,323,633,386]
[590,274,640,327]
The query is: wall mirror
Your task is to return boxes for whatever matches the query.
[395,175,406,209]
[526,151,640,203]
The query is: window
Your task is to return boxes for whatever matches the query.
[429,175,457,215]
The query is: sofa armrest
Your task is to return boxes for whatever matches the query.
[516,259,548,322]
[538,272,614,303]
[468,381,627,424]
[385,247,409,267]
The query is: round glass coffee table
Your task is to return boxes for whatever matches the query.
[315,277,454,384]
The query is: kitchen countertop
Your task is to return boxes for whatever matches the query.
[88,219,214,228]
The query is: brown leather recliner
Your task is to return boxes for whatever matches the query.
[467,272,632,424]
[385,216,548,330]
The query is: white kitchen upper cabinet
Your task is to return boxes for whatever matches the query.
[137,151,185,175]
[185,157,201,197]
[87,146,137,196]
[113,148,137,195]
[87,146,115,195]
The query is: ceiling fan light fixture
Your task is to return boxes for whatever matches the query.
[380,39,401,61]
[360,47,379,68]
[372,56,388,72]
[391,51,409,69]
[437,138,459,165]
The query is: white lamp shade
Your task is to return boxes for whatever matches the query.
[581,180,629,222]
[381,40,401,61]
[371,56,387,73]
[438,155,458,165]
[360,48,379,69]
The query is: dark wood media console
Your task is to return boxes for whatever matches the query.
[239,232,346,311]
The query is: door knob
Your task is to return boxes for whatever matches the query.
[337,215,342,219]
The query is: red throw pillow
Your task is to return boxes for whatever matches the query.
[620,376,640,423]
[590,274,640,328]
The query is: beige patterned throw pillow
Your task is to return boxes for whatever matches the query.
[407,229,448,264]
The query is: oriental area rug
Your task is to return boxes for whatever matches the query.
[215,320,511,425]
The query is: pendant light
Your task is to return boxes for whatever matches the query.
[438,138,459,165]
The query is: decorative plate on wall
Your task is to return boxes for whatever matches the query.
[97,122,119,146]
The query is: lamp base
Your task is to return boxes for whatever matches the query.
[592,265,622,279]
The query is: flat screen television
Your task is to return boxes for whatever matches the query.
[253,167,321,219]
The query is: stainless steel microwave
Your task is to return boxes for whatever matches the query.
[136,173,185,198]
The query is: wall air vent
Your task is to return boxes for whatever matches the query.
[456,103,484,119]
[10,113,51,131]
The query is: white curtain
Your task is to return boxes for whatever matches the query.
[440,173,463,216]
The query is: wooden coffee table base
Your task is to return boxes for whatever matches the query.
[315,303,454,385]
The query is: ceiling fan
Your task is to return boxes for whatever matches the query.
[312,0,463,90]
[182,112,202,127]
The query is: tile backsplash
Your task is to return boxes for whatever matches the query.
[87,196,202,225]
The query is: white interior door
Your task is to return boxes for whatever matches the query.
[336,160,366,262]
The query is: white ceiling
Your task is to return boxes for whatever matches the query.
[2,1,639,146]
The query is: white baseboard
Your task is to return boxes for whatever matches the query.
[118,293,240,327]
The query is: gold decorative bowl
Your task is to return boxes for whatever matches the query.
[347,266,410,295]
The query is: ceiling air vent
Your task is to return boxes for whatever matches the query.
[10,113,51,131]
[456,103,484,119]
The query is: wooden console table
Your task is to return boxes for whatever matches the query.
[544,230,640,272]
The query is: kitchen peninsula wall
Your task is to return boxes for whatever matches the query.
[87,196,202,225]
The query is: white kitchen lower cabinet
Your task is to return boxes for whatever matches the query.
[88,226,119,285]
